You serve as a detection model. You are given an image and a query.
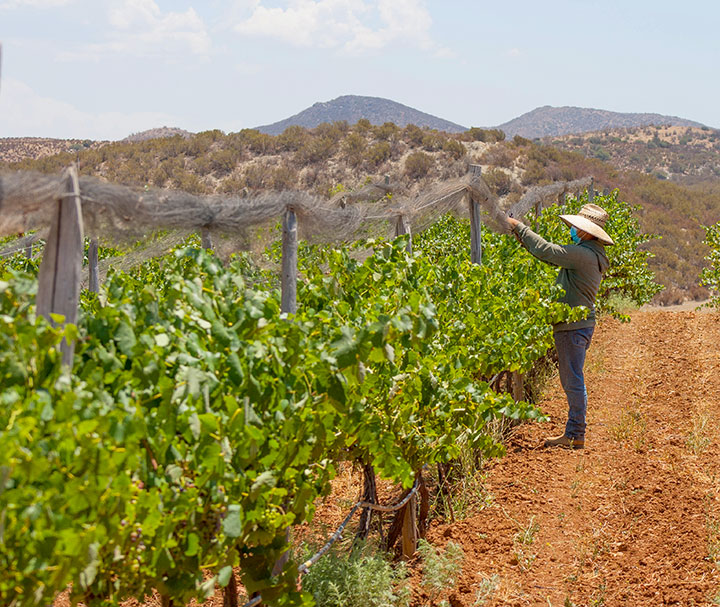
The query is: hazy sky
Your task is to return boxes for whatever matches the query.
[1,0,718,140]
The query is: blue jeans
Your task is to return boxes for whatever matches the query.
[554,326,594,440]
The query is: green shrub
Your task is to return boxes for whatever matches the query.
[313,121,349,142]
[301,545,410,607]
[465,128,506,143]
[294,137,337,164]
[277,126,310,152]
[418,539,464,604]
[443,139,466,160]
[373,122,400,142]
[366,142,392,167]
[174,172,207,194]
[353,118,372,134]
[701,222,720,308]
[422,132,445,151]
[402,124,424,146]
[342,133,367,167]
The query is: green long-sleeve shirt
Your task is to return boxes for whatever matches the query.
[512,223,609,332]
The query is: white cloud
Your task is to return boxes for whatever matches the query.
[234,0,450,56]
[0,78,179,140]
[508,48,522,58]
[59,0,211,60]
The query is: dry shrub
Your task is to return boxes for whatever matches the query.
[481,145,516,168]
[484,168,513,196]
[342,133,367,167]
[652,287,685,306]
[405,151,434,179]
[373,122,400,142]
[270,166,298,190]
[366,142,391,167]
[243,164,268,190]
[443,139,466,160]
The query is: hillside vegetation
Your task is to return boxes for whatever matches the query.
[2,120,719,304]
[548,124,720,181]
[497,105,705,139]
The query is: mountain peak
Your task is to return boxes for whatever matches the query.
[256,95,466,135]
[496,106,705,139]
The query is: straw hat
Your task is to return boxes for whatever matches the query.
[560,203,614,245]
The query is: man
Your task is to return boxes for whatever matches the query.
[506,203,613,450]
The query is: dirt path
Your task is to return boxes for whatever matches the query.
[423,310,720,606]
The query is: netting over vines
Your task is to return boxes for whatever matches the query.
[0,170,592,255]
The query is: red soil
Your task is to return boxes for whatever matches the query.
[415,310,720,606]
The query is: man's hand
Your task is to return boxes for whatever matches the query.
[506,216,523,244]
[507,217,521,230]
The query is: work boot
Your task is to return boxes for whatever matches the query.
[544,434,584,450]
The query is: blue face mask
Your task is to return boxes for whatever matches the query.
[570,226,582,245]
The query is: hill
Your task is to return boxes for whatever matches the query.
[546,124,720,181]
[122,127,193,143]
[256,95,467,135]
[496,106,705,139]
[0,137,102,163]
[2,121,719,304]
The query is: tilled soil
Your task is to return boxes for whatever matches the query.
[418,310,720,606]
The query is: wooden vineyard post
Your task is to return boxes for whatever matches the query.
[269,206,299,585]
[511,371,524,402]
[281,207,298,315]
[395,214,412,253]
[36,166,84,367]
[401,493,418,559]
[469,164,482,265]
[88,237,99,293]
[356,462,378,541]
[201,227,213,250]
[222,574,239,607]
[588,178,595,202]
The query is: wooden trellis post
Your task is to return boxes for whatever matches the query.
[88,237,99,293]
[469,164,483,265]
[36,166,84,367]
[395,214,412,253]
[588,178,595,202]
[401,495,418,559]
[511,371,524,402]
[201,227,213,250]
[281,207,298,315]
[269,206,299,586]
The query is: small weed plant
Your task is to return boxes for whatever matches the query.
[418,539,464,606]
[687,410,715,454]
[473,574,499,606]
[514,516,540,545]
[707,516,720,569]
[431,438,495,521]
[301,544,411,607]
[513,516,540,572]
[610,407,647,451]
